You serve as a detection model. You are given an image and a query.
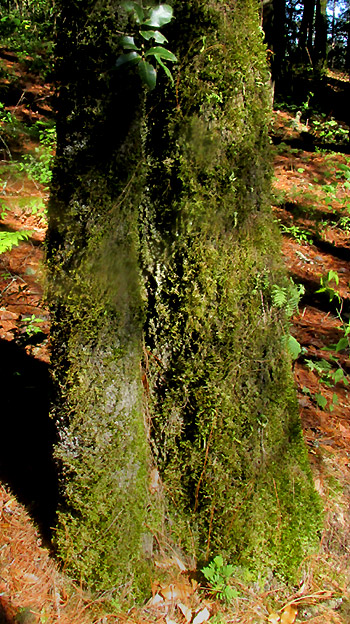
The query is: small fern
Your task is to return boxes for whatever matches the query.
[0,230,33,254]
[272,278,305,317]
[271,284,288,308]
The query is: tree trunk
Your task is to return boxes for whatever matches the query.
[345,11,350,71]
[47,0,154,598]
[298,0,316,63]
[48,0,322,596]
[262,0,287,91]
[314,0,328,71]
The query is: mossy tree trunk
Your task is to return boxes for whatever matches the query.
[47,0,154,598]
[48,0,321,597]
[142,0,321,580]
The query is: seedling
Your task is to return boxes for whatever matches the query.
[21,314,45,337]
[202,555,239,603]
[315,270,341,304]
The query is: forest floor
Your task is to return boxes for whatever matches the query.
[0,49,350,623]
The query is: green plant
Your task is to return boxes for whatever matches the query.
[117,2,177,90]
[338,214,350,232]
[312,116,349,145]
[305,357,347,411]
[271,278,305,318]
[315,270,341,304]
[202,556,239,603]
[20,314,45,337]
[282,334,302,360]
[279,222,313,245]
[18,124,56,187]
[0,230,33,254]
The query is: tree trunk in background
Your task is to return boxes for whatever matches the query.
[314,0,328,71]
[346,10,350,71]
[298,0,316,62]
[48,0,322,596]
[262,0,286,89]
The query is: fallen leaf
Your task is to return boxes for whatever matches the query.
[172,554,187,572]
[160,581,194,602]
[22,573,40,583]
[177,602,192,623]
[280,604,297,624]
[165,617,178,624]
[148,592,164,607]
[268,613,280,624]
[339,422,350,439]
[193,607,210,624]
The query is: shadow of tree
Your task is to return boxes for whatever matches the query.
[0,338,57,543]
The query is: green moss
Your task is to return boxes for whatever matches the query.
[141,0,322,582]
[47,0,162,597]
[48,0,322,598]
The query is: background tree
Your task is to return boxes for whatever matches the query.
[314,0,329,70]
[298,0,316,63]
[262,0,287,89]
[48,0,321,596]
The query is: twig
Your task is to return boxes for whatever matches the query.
[194,412,217,512]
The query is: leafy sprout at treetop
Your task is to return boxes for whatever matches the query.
[117,2,177,90]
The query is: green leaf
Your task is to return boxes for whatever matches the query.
[213,555,224,568]
[327,269,339,285]
[335,337,348,352]
[116,51,141,67]
[315,393,327,409]
[333,368,345,384]
[140,29,168,43]
[0,230,33,254]
[144,4,173,27]
[284,335,301,360]
[332,392,339,405]
[138,60,157,90]
[122,1,144,23]
[154,54,174,84]
[145,46,177,62]
[297,167,305,173]
[119,35,140,50]
[202,566,215,580]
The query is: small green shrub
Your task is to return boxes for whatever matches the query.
[315,270,341,304]
[20,314,45,337]
[279,222,313,245]
[202,556,239,603]
[312,116,349,145]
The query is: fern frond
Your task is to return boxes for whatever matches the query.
[0,230,33,255]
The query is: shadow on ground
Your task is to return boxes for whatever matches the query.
[0,338,57,542]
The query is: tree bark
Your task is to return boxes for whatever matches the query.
[48,0,322,596]
[345,10,350,71]
[314,0,328,71]
[298,0,316,63]
[47,0,154,597]
[263,0,286,87]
